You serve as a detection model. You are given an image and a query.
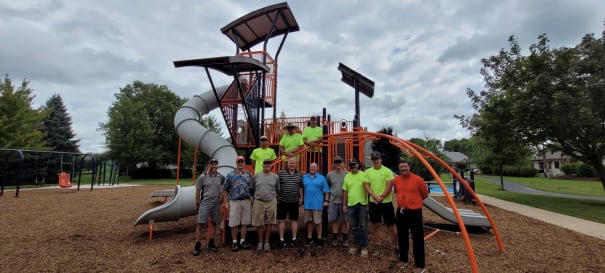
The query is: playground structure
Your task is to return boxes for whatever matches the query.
[134,3,504,272]
[0,149,99,197]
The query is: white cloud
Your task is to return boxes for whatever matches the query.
[1,0,604,153]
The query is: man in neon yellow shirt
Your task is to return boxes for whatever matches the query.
[302,116,323,170]
[250,135,277,173]
[279,123,303,159]
[364,151,397,253]
[342,158,369,258]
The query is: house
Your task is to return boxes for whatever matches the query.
[531,151,573,177]
[442,151,469,169]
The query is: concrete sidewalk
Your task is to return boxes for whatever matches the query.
[477,194,605,241]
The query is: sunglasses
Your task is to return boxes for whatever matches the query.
[334,160,343,164]
[237,160,245,163]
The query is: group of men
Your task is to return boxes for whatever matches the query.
[191,118,428,273]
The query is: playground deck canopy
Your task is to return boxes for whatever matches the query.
[173,56,270,75]
[220,2,300,51]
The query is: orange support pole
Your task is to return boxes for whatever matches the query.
[149,222,153,241]
[424,229,441,241]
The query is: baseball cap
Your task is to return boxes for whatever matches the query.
[260,135,268,141]
[263,158,273,165]
[349,158,359,166]
[371,151,382,159]
[333,155,343,163]
[236,155,245,162]
[209,158,219,164]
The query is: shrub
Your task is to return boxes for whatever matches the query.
[576,163,594,177]
[561,163,576,175]
[501,165,538,177]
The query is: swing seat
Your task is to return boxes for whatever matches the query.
[58,172,73,188]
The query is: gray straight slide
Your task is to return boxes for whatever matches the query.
[134,84,237,226]
[423,196,491,228]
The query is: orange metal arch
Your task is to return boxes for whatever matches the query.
[321,131,505,273]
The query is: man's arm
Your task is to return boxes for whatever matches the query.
[363,181,382,204]
[342,191,348,213]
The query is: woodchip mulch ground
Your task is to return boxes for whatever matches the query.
[1,185,604,273]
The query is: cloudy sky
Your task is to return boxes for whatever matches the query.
[1,0,604,153]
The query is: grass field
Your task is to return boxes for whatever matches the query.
[473,177,605,224]
[480,175,605,197]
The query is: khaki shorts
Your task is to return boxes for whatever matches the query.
[252,199,277,226]
[304,209,323,224]
[228,199,252,227]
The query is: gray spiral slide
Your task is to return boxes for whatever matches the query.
[134,84,237,226]
[423,197,490,228]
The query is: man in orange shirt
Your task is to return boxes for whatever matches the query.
[393,159,429,273]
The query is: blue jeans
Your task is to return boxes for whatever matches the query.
[347,204,368,246]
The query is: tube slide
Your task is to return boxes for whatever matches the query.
[423,196,490,228]
[134,84,237,226]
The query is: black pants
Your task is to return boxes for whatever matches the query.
[396,208,425,268]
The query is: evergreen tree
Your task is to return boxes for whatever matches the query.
[42,94,80,152]
[371,126,401,172]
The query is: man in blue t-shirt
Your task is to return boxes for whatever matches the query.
[302,162,330,247]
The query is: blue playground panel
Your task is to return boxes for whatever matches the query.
[428,185,454,194]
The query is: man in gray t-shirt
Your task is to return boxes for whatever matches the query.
[251,159,280,252]
[192,158,225,255]
[326,156,349,247]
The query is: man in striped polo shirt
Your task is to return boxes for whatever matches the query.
[277,157,303,248]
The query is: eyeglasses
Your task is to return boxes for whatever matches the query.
[334,160,342,164]
[237,160,245,163]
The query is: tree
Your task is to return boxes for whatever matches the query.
[460,28,605,190]
[403,137,447,181]
[99,81,186,172]
[443,138,471,154]
[0,75,47,150]
[371,126,402,171]
[42,94,80,152]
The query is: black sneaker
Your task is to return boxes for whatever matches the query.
[208,244,217,253]
[316,239,324,249]
[231,242,239,252]
[280,240,287,249]
[304,238,314,247]
[290,238,298,247]
[192,246,201,256]
[240,241,251,250]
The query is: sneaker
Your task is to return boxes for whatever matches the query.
[256,243,263,252]
[342,239,349,247]
[231,242,239,252]
[412,268,426,273]
[192,246,201,256]
[240,241,251,250]
[397,262,410,269]
[348,247,358,255]
[279,240,287,249]
[360,247,368,258]
[331,239,339,247]
[264,243,271,252]
[304,238,314,247]
[316,239,323,249]
[290,239,298,247]
[207,244,217,253]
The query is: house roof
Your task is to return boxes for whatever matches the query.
[443,151,468,163]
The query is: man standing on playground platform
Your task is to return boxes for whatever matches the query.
[393,159,429,273]
[192,158,225,256]
[302,116,323,168]
[223,155,253,252]
[364,151,397,252]
[279,123,303,160]
[251,159,280,252]
[250,135,276,174]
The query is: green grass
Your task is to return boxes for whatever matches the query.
[479,175,605,197]
[474,178,605,224]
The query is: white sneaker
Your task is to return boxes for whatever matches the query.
[348,247,358,255]
[263,243,270,252]
[360,247,368,258]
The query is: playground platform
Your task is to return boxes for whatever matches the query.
[477,194,605,241]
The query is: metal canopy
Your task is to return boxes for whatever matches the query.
[220,2,299,51]
[338,62,374,98]
[173,56,270,75]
